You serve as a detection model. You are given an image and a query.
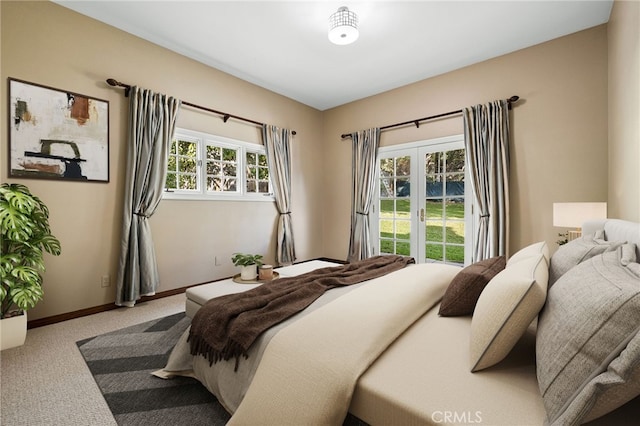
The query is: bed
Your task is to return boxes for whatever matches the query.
[159,218,640,425]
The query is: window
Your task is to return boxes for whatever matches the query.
[164,128,273,201]
[205,145,238,193]
[245,151,270,194]
[166,137,198,192]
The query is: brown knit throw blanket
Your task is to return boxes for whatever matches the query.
[188,255,415,369]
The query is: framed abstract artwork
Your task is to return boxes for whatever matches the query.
[8,78,109,182]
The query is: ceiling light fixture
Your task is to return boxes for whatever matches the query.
[328,6,359,45]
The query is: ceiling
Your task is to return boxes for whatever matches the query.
[54,1,613,111]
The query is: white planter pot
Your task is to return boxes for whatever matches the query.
[240,265,258,281]
[1,313,27,351]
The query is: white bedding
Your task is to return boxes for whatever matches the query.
[159,262,460,421]
[230,263,460,425]
[160,273,368,413]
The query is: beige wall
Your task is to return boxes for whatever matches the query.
[322,25,609,260]
[1,1,325,320]
[608,0,640,221]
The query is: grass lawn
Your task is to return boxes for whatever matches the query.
[379,199,464,263]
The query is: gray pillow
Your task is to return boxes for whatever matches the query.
[556,330,640,424]
[536,243,640,425]
[548,231,624,286]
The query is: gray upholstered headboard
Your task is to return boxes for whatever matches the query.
[583,218,640,259]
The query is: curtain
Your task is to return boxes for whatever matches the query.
[115,87,181,307]
[262,124,296,266]
[462,99,510,262]
[347,127,381,262]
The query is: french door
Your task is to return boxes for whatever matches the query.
[370,135,471,265]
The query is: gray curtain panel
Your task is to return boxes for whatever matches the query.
[262,124,296,266]
[347,127,381,262]
[116,87,180,307]
[463,99,510,262]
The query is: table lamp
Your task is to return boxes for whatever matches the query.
[553,202,607,241]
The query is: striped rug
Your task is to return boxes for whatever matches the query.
[77,312,367,426]
[76,312,230,425]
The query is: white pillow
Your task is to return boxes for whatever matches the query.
[470,253,548,372]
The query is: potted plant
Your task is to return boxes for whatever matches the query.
[231,253,263,281]
[0,183,61,350]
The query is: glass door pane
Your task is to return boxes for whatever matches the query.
[421,148,465,265]
[378,155,412,256]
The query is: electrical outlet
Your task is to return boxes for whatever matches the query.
[101,275,111,288]
[214,256,222,266]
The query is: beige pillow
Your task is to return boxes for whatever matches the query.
[470,253,548,372]
[507,241,549,267]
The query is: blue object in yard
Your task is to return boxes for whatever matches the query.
[394,181,464,198]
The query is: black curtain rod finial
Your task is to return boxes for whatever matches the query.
[106,78,131,96]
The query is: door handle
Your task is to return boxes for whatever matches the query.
[420,208,424,222]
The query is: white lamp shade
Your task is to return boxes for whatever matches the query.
[328,7,359,45]
[553,202,607,228]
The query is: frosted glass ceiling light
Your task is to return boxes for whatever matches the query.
[328,6,359,45]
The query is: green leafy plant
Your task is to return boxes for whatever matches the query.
[231,253,263,267]
[0,183,61,319]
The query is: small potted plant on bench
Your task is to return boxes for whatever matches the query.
[231,253,263,281]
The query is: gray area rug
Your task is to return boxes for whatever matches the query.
[77,312,367,426]
[77,312,230,425]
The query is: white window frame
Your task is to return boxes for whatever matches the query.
[163,128,274,202]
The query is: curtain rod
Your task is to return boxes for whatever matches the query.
[340,95,519,139]
[106,78,296,135]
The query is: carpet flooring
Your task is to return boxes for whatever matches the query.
[77,312,230,425]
